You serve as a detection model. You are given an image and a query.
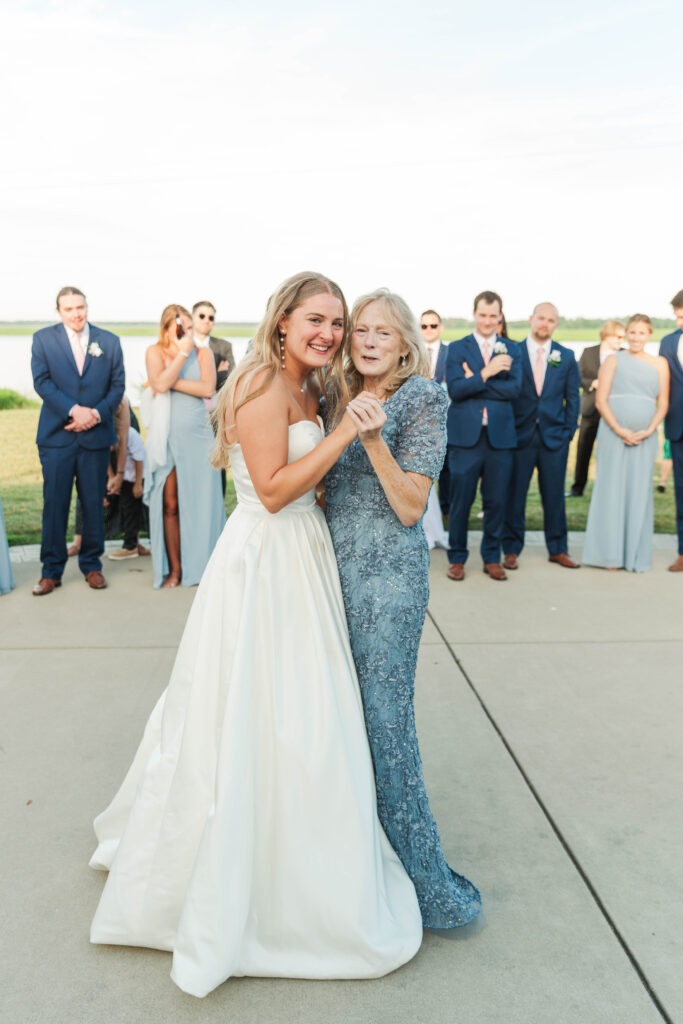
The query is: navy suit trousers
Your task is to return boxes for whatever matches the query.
[38,445,110,579]
[447,430,513,565]
[671,438,683,555]
[503,427,569,556]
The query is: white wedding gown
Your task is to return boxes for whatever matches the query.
[90,419,423,998]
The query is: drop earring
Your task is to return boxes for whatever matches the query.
[279,333,285,369]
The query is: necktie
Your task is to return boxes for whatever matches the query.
[73,332,85,374]
[481,342,491,424]
[534,347,544,396]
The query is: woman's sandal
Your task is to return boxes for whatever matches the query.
[162,573,181,588]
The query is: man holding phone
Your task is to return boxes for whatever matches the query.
[30,287,125,594]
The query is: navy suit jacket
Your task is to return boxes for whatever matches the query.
[31,323,125,449]
[512,339,580,449]
[660,329,683,441]
[445,334,521,449]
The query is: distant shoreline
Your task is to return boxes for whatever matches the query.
[0,323,674,344]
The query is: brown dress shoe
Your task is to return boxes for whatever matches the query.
[85,570,107,589]
[668,555,683,572]
[136,543,151,556]
[447,563,465,581]
[483,563,507,580]
[32,578,62,596]
[503,553,518,570]
[548,553,580,569]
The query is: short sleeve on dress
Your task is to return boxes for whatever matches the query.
[393,377,448,479]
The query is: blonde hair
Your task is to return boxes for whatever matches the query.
[599,319,625,341]
[327,289,429,426]
[158,304,191,350]
[626,313,653,333]
[211,272,348,469]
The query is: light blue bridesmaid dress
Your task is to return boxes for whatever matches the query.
[582,352,660,572]
[144,350,225,588]
[0,491,15,595]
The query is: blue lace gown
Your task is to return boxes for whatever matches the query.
[325,375,482,928]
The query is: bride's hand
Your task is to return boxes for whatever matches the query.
[346,393,386,446]
[334,407,360,444]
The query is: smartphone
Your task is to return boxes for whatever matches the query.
[175,315,186,340]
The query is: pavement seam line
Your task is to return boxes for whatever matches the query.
[426,609,674,1024]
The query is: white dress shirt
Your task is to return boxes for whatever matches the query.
[424,341,440,378]
[678,334,683,367]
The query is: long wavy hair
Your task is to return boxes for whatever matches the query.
[211,272,349,469]
[157,304,191,350]
[327,288,429,426]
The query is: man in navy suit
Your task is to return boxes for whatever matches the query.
[445,290,521,581]
[502,303,580,570]
[659,289,683,572]
[420,309,450,516]
[31,287,125,595]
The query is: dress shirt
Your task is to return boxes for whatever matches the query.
[123,426,147,483]
[526,336,551,391]
[600,345,619,365]
[678,334,683,367]
[424,341,440,378]
[473,331,498,425]
[64,323,100,421]
[193,334,211,349]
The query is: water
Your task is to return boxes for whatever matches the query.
[0,335,251,403]
[0,335,662,402]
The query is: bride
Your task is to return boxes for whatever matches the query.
[89,272,423,997]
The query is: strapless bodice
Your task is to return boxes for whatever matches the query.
[230,419,323,512]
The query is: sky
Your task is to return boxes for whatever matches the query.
[1,0,682,322]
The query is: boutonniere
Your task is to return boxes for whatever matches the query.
[493,340,508,355]
[88,341,103,358]
[547,350,561,367]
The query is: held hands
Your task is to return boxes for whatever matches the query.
[345,392,387,445]
[481,354,512,380]
[107,471,124,496]
[618,426,649,446]
[65,405,98,432]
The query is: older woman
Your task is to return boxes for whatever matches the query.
[583,314,669,571]
[144,304,225,588]
[324,289,481,929]
[90,274,422,996]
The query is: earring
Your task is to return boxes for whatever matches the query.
[279,333,285,369]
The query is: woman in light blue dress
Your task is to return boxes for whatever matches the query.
[0,490,15,595]
[144,305,225,588]
[325,289,481,929]
[583,314,669,572]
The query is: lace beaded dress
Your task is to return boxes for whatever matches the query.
[325,375,482,928]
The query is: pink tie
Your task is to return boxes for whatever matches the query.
[481,342,491,424]
[534,347,544,396]
[72,332,85,374]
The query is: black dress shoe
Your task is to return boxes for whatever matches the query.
[565,489,582,498]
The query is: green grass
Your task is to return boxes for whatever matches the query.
[0,409,237,546]
[0,323,256,337]
[0,389,40,410]
[0,408,675,545]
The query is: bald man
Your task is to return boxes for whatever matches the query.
[502,303,581,569]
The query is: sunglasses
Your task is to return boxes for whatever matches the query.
[421,323,439,330]
[197,312,215,322]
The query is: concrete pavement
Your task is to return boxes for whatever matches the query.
[0,538,680,1023]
